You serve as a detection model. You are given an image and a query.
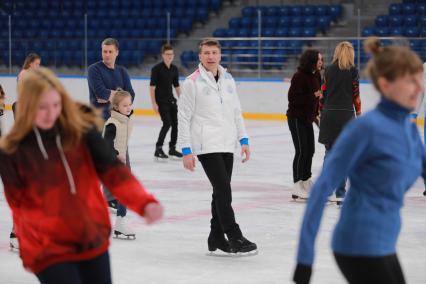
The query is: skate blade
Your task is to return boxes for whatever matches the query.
[169,156,182,161]
[291,195,308,202]
[206,249,258,257]
[9,244,19,252]
[154,157,168,163]
[113,232,136,240]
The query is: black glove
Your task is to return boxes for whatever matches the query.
[293,263,312,284]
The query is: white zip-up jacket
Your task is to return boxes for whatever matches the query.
[178,64,248,155]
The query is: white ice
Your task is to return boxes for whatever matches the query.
[0,113,425,284]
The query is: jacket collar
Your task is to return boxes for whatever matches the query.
[198,63,226,89]
[110,109,132,123]
[377,97,411,122]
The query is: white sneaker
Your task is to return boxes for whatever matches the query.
[291,181,309,199]
[113,217,136,239]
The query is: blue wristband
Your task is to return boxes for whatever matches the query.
[240,138,249,145]
[182,147,192,156]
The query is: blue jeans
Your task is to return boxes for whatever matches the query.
[36,251,111,284]
[325,143,346,198]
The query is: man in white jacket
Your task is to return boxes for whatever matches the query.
[178,38,257,254]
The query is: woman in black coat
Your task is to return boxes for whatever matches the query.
[319,41,361,203]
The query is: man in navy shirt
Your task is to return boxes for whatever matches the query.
[87,38,135,120]
[87,38,136,212]
[150,44,182,160]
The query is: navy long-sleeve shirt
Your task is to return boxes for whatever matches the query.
[297,97,426,266]
[87,61,135,120]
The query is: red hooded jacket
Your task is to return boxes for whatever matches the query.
[0,127,158,273]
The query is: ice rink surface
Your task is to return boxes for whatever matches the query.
[0,113,425,284]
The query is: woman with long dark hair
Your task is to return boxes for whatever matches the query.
[287,49,323,200]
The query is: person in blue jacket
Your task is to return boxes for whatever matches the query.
[293,38,425,284]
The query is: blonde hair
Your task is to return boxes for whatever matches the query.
[332,41,355,70]
[364,37,423,91]
[0,67,102,153]
[110,88,132,110]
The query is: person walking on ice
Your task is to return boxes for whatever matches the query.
[178,38,257,255]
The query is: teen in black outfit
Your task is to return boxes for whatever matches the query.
[150,44,182,160]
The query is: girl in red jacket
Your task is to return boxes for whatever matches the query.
[0,67,163,284]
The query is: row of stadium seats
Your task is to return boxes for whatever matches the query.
[241,5,342,21]
[1,0,222,13]
[227,16,333,29]
[388,2,426,15]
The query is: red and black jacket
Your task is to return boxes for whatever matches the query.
[0,126,158,273]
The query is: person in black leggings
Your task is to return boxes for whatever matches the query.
[287,49,323,199]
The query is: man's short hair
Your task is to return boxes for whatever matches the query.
[161,44,173,54]
[102,38,119,50]
[198,38,221,54]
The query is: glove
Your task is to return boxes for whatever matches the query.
[293,263,312,284]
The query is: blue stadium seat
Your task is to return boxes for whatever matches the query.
[317,16,331,33]
[375,15,388,27]
[375,27,389,37]
[402,3,416,15]
[291,6,302,16]
[315,5,330,16]
[303,5,315,16]
[404,26,420,37]
[362,27,375,37]
[419,3,426,15]
[329,5,343,21]
[389,15,403,27]
[242,6,256,17]
[390,27,403,36]
[266,6,279,17]
[404,15,417,27]
[229,18,241,29]
[275,28,289,37]
[209,0,222,11]
[262,28,275,37]
[264,17,278,28]
[278,17,291,27]
[289,27,302,37]
[241,17,252,28]
[419,15,426,26]
[278,6,290,16]
[303,27,317,37]
[291,17,303,27]
[303,17,316,27]
[389,3,402,15]
[213,28,227,37]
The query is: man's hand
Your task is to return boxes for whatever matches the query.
[152,103,159,114]
[144,203,164,224]
[241,145,250,163]
[183,154,196,171]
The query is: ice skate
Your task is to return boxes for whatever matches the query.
[291,181,309,200]
[168,148,183,160]
[228,236,258,256]
[328,194,344,206]
[423,190,426,196]
[9,232,19,251]
[108,200,118,214]
[302,177,313,191]
[207,234,232,256]
[113,217,136,240]
[154,148,168,162]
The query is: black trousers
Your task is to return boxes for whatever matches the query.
[334,253,405,284]
[36,251,112,284]
[287,116,315,183]
[197,153,242,240]
[156,102,178,149]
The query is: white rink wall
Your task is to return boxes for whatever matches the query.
[0,75,383,117]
